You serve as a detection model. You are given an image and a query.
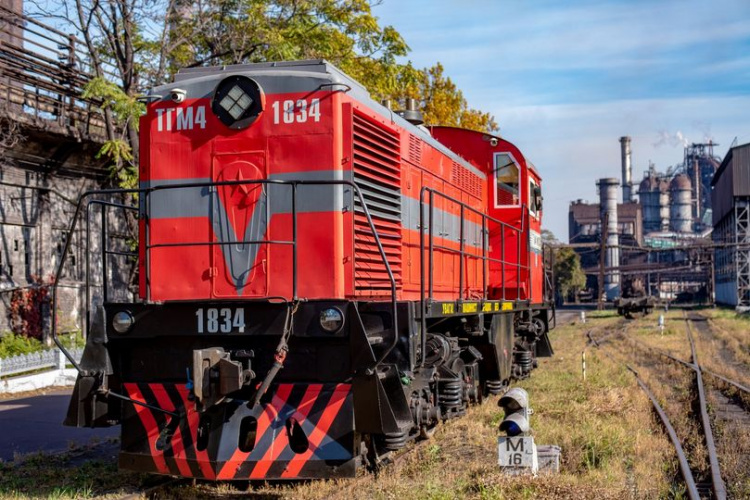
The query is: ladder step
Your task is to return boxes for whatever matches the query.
[367,335,385,345]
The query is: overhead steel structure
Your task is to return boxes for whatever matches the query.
[712,142,750,310]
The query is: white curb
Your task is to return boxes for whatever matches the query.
[1,368,78,394]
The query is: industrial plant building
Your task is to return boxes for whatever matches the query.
[568,137,718,303]
[712,142,750,310]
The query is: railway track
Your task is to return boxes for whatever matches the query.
[588,310,750,499]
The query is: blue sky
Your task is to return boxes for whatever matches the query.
[373,0,750,241]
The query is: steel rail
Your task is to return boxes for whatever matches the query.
[626,364,701,500]
[624,334,750,395]
[587,330,700,500]
[703,369,750,395]
[683,313,728,500]
[115,478,187,500]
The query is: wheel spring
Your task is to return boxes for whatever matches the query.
[438,379,462,409]
[514,350,533,373]
[382,430,408,451]
[486,379,505,395]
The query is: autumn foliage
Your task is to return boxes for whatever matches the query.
[8,276,54,340]
[31,0,498,187]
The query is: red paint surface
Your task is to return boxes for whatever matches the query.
[139,85,544,304]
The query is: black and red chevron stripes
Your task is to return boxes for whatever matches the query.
[119,382,356,480]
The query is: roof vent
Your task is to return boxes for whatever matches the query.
[399,98,424,126]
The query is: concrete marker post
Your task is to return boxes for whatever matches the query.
[582,351,586,381]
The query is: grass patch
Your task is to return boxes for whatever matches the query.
[0,442,151,500]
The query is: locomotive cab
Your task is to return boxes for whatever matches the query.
[430,127,554,360]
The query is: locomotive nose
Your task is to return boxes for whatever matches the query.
[118,382,356,480]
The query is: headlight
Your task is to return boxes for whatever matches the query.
[112,311,134,333]
[211,75,264,130]
[319,308,344,333]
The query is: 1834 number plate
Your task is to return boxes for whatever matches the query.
[195,308,246,333]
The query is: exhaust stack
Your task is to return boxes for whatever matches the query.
[619,136,633,202]
[598,178,620,300]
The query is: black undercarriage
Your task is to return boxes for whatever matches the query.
[65,299,553,478]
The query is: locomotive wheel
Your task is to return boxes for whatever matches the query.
[531,316,545,338]
[419,423,438,439]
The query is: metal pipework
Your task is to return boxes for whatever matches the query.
[619,136,633,203]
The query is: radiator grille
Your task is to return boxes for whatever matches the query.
[352,112,402,295]
[451,161,482,198]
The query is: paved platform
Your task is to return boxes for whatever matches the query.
[0,389,119,462]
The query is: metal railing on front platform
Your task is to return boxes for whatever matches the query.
[52,178,398,374]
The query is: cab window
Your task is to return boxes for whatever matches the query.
[530,178,542,216]
[494,153,519,207]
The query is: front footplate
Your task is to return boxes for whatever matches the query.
[119,383,356,480]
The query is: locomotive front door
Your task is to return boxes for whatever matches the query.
[210,151,268,298]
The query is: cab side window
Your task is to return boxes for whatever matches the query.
[494,153,519,206]
[530,180,542,215]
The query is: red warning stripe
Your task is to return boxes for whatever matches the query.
[150,384,192,478]
[248,384,323,479]
[175,387,216,480]
[215,386,289,480]
[280,384,350,478]
[123,383,169,475]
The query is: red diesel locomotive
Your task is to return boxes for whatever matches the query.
[56,60,554,480]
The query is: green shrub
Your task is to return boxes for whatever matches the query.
[0,332,44,358]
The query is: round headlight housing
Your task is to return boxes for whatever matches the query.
[211,75,265,130]
[112,311,135,333]
[319,308,344,333]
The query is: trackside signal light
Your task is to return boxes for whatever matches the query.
[498,388,531,437]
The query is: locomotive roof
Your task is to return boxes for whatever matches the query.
[431,125,541,179]
[152,59,485,179]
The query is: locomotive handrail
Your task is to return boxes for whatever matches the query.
[418,186,529,367]
[85,199,139,338]
[418,186,528,298]
[52,178,398,374]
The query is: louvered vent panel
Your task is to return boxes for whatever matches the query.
[352,113,403,295]
[451,162,482,198]
[408,134,422,164]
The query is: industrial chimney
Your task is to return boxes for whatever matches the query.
[619,136,633,203]
[597,178,620,300]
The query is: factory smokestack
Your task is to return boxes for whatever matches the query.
[598,178,620,300]
[619,136,633,203]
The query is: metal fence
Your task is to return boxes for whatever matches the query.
[0,347,83,378]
